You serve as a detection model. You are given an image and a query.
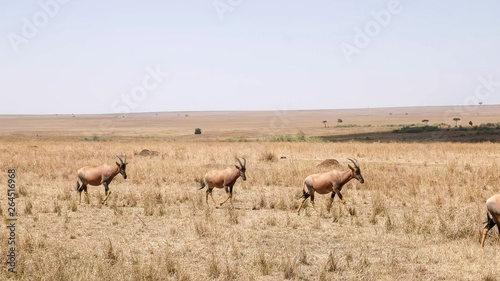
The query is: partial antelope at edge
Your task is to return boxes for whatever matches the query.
[76,155,128,205]
[199,157,247,208]
[481,194,500,247]
[297,158,364,215]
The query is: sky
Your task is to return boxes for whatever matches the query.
[1,0,500,114]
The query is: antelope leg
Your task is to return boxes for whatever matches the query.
[220,193,232,206]
[209,192,218,207]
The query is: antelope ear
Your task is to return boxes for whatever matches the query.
[116,162,120,166]
[235,165,240,169]
[348,164,354,171]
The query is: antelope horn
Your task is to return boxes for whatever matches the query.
[243,158,246,167]
[348,158,358,168]
[236,157,243,167]
[116,155,124,164]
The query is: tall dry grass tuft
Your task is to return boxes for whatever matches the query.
[325,250,340,273]
[255,250,271,276]
[281,254,300,280]
[24,200,33,215]
[208,250,220,279]
[260,151,277,162]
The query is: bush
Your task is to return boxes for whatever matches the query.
[83,135,108,142]
[260,151,277,162]
[393,126,439,134]
[268,131,323,142]
[194,128,202,135]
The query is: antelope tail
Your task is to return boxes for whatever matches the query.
[299,189,310,199]
[199,181,206,190]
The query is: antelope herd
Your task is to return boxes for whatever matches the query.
[76,155,500,248]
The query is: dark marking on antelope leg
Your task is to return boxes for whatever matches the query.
[328,192,336,213]
[102,182,111,204]
[310,192,318,214]
[83,186,89,204]
[481,216,496,247]
[229,186,234,208]
[337,191,345,205]
[297,189,311,214]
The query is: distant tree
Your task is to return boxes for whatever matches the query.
[479,102,483,105]
[405,113,408,115]
[194,128,202,135]
[337,119,343,126]
[422,119,429,125]
[322,120,327,127]
[389,113,392,115]
[469,121,473,126]
[453,117,461,127]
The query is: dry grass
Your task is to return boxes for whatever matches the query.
[0,140,500,280]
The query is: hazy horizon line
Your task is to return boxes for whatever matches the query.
[0,104,497,117]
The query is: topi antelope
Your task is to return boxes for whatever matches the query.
[199,158,246,208]
[76,155,128,205]
[481,194,500,247]
[297,158,364,215]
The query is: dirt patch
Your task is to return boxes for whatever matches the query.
[317,159,339,168]
[138,149,159,156]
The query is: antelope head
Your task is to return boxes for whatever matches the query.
[235,158,247,181]
[116,155,128,179]
[348,158,364,183]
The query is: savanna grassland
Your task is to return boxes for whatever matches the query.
[1,139,500,280]
[1,106,500,280]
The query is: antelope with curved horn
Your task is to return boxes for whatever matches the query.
[481,194,500,247]
[297,158,364,215]
[199,158,247,208]
[76,155,128,204]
